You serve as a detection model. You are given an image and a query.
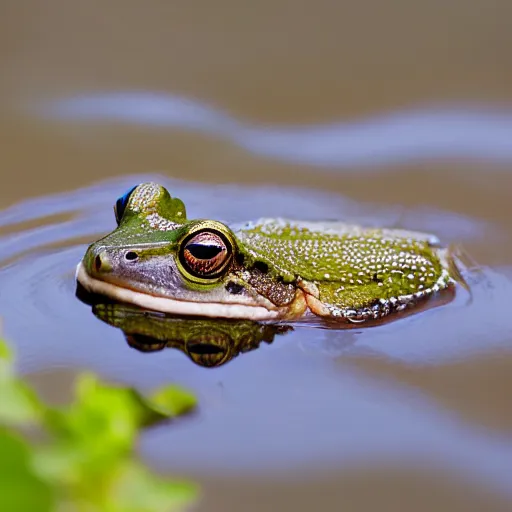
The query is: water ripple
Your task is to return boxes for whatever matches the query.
[34,92,512,167]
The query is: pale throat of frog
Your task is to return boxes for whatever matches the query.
[75,261,308,321]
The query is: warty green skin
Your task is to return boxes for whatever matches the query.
[77,182,458,324]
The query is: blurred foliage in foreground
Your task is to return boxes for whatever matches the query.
[0,338,198,512]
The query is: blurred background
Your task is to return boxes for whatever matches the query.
[1,1,512,511]
[2,1,512,218]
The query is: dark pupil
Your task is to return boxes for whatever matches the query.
[187,243,223,260]
[114,185,137,224]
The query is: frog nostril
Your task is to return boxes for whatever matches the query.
[125,251,139,261]
[94,255,102,272]
[91,250,112,273]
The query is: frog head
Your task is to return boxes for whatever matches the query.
[78,183,301,320]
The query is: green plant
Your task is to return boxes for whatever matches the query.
[0,338,199,512]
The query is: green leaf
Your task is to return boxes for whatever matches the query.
[0,338,11,361]
[110,461,198,512]
[140,384,197,426]
[38,374,142,484]
[0,339,43,426]
[0,379,43,426]
[0,339,199,511]
[0,338,13,381]
[37,375,197,484]
[53,373,141,441]
[0,428,54,512]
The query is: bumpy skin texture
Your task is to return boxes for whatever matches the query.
[78,183,457,323]
[235,219,453,321]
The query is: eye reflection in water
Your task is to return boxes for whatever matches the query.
[78,288,293,368]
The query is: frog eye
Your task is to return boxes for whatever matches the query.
[114,185,138,225]
[178,229,233,281]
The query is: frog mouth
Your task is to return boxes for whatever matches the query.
[75,262,285,321]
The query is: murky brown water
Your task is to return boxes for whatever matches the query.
[1,1,512,510]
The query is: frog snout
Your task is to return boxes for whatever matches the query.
[85,245,113,275]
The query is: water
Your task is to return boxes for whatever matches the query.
[2,1,512,510]
[1,176,511,510]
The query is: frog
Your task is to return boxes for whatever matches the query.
[76,182,462,324]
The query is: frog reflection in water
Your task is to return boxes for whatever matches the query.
[77,182,463,325]
[91,302,291,367]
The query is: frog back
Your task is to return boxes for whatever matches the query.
[233,218,453,318]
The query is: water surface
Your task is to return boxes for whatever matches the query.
[0,176,511,511]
